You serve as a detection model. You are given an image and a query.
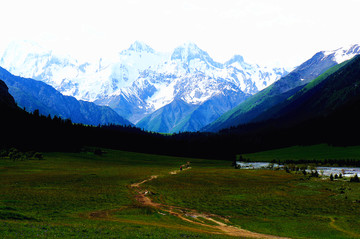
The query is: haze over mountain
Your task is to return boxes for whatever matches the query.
[204,44,360,132]
[0,41,289,132]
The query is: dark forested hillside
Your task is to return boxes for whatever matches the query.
[0,79,16,108]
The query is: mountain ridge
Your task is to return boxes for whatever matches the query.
[203,44,360,132]
[253,56,360,125]
[0,40,288,132]
[0,66,132,126]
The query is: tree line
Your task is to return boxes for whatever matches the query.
[2,91,360,162]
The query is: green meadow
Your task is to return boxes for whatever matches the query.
[242,144,360,164]
[1,147,360,238]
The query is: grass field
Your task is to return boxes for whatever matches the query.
[0,149,231,238]
[242,144,360,164]
[1,147,360,238]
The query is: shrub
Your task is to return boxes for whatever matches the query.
[8,148,21,161]
[32,152,44,160]
[350,174,360,183]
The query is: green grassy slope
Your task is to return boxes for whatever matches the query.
[203,52,345,132]
[137,99,197,133]
[253,59,353,123]
[242,144,360,163]
[208,85,302,130]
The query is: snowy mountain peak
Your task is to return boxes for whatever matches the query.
[171,42,207,60]
[171,42,222,69]
[1,40,49,67]
[3,40,48,55]
[226,55,244,64]
[226,54,263,73]
[323,44,360,64]
[0,40,81,89]
[124,41,155,54]
[180,42,202,51]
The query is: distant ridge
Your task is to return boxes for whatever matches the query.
[0,66,132,126]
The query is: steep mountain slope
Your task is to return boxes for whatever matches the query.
[96,42,288,125]
[204,44,360,132]
[0,67,132,126]
[222,54,360,150]
[172,89,249,133]
[254,55,360,125]
[138,89,249,133]
[125,43,287,131]
[137,99,197,133]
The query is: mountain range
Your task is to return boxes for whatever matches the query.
[2,45,360,157]
[2,41,360,134]
[0,41,288,133]
[204,44,360,132]
[208,54,360,154]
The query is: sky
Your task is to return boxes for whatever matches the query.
[1,0,360,68]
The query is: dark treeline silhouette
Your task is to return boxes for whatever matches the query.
[1,95,360,161]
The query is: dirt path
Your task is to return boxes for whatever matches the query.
[329,217,360,238]
[130,167,290,239]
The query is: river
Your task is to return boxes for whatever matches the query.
[236,162,360,177]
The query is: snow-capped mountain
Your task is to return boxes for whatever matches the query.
[96,42,289,130]
[203,43,360,132]
[0,40,167,102]
[0,40,289,131]
[0,41,85,95]
[323,44,360,64]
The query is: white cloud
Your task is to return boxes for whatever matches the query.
[1,0,360,67]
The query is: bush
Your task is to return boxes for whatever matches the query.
[0,149,8,158]
[94,149,104,156]
[0,148,43,160]
[350,174,360,183]
[32,152,44,160]
[8,148,21,161]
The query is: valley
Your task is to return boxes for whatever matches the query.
[2,1,360,238]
